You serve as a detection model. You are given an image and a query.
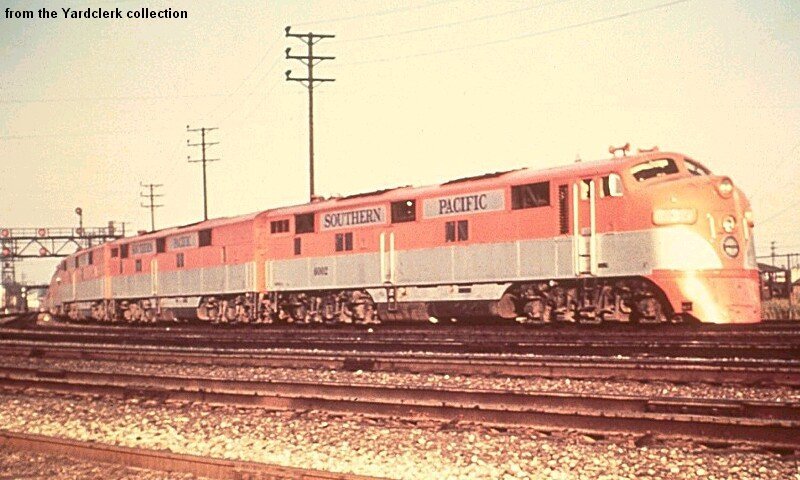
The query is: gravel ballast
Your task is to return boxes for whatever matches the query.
[1,356,797,402]
[0,390,797,480]
[0,445,205,479]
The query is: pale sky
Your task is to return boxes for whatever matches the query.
[1,0,799,283]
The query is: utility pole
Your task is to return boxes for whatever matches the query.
[285,26,336,201]
[771,240,776,266]
[787,253,794,319]
[140,182,164,232]
[187,126,219,221]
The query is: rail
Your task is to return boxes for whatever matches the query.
[1,365,797,450]
[0,345,798,386]
[0,430,380,480]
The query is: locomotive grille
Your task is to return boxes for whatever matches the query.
[558,184,569,234]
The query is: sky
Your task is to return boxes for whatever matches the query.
[1,0,799,283]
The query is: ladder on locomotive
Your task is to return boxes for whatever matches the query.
[379,231,398,312]
[573,180,597,277]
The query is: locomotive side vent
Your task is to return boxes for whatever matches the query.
[558,185,569,234]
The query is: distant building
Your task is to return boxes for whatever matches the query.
[758,263,793,300]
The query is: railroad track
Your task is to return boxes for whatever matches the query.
[20,318,800,336]
[1,365,797,450]
[0,430,380,480]
[0,312,38,328]
[1,344,799,387]
[2,325,800,359]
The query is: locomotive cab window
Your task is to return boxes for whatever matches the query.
[685,159,711,176]
[199,229,212,247]
[580,179,592,200]
[295,213,315,234]
[512,182,550,209]
[391,200,416,223]
[270,219,290,234]
[600,174,624,197]
[630,158,679,182]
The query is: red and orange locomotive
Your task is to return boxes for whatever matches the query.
[44,148,760,325]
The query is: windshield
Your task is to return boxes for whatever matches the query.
[630,158,679,182]
[684,158,711,176]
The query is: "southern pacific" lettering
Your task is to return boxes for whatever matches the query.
[321,207,386,230]
[423,189,505,219]
[438,194,488,215]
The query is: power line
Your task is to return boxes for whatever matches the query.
[218,56,284,123]
[285,26,336,202]
[187,126,220,221]
[207,43,282,121]
[342,0,692,66]
[0,128,159,141]
[292,0,463,27]
[332,0,571,44]
[758,197,800,226]
[0,93,227,105]
[750,142,800,201]
[236,74,284,125]
[139,182,164,232]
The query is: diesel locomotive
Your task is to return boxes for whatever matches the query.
[43,148,761,325]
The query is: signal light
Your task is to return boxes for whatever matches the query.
[37,228,46,237]
[1,247,10,257]
[722,215,736,233]
[717,178,734,198]
[1,229,9,238]
[39,247,48,256]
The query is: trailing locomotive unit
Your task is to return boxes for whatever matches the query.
[43,149,760,325]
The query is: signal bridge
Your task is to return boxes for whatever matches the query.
[0,223,125,311]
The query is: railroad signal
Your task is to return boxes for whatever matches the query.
[39,247,48,256]
[1,229,9,238]
[37,228,46,237]
[75,207,83,234]
[1,247,10,257]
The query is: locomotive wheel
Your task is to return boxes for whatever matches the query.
[160,308,176,322]
[522,298,552,324]
[320,296,338,324]
[632,297,665,324]
[291,304,309,323]
[225,306,237,323]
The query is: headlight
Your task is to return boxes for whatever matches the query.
[722,215,735,233]
[722,236,739,258]
[717,178,734,198]
[652,208,698,225]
